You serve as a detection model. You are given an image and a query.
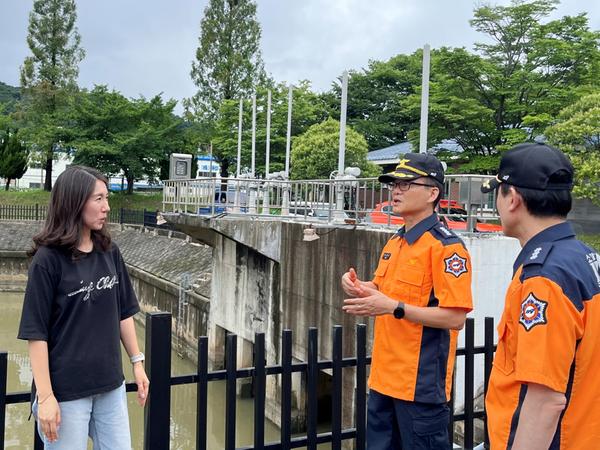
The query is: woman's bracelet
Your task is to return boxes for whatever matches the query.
[38,392,54,405]
[130,352,145,364]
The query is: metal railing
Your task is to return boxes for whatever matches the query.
[0,206,170,230]
[162,175,501,232]
[1,314,496,450]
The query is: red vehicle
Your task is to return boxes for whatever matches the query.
[368,201,502,233]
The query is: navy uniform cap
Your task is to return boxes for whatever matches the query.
[379,153,445,185]
[481,142,574,193]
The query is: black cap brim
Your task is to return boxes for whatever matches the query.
[378,170,420,184]
[481,177,501,193]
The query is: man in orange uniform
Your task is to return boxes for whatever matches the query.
[342,153,473,449]
[483,143,600,449]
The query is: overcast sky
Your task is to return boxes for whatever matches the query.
[1,0,598,114]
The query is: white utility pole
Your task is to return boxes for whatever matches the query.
[265,90,271,177]
[262,90,272,215]
[335,71,349,220]
[237,99,243,177]
[285,85,292,178]
[282,86,293,216]
[208,142,213,178]
[338,70,348,174]
[419,44,431,154]
[251,93,256,177]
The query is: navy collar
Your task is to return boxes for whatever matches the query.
[513,221,575,272]
[395,213,439,245]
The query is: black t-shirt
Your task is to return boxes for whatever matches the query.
[17,243,140,402]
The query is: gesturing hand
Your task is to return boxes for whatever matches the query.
[343,285,398,317]
[341,267,364,297]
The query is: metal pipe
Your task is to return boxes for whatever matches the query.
[251,93,256,177]
[237,99,243,177]
[265,90,271,177]
[419,44,431,154]
[285,86,292,178]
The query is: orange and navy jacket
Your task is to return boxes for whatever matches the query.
[486,222,600,449]
[368,213,473,404]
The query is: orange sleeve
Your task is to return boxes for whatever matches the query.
[432,242,473,311]
[513,276,584,393]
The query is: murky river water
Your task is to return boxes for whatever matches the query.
[1,291,287,449]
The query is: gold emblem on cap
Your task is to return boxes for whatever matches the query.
[482,179,491,189]
[395,158,428,177]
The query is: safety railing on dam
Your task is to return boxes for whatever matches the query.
[0,205,169,229]
[162,175,501,233]
[1,313,495,449]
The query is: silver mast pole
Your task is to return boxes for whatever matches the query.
[265,90,271,177]
[237,99,243,177]
[251,93,256,177]
[419,44,431,154]
[285,85,292,178]
[338,70,348,174]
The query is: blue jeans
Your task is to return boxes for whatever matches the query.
[33,382,131,450]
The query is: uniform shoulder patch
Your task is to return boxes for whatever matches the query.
[431,223,462,245]
[519,293,548,331]
[444,252,468,277]
[522,243,553,267]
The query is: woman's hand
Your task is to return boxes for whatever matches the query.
[133,362,150,407]
[38,394,61,443]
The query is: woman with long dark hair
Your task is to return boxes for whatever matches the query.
[18,165,149,449]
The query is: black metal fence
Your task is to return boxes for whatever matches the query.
[0,313,495,450]
[0,203,168,229]
[0,204,47,221]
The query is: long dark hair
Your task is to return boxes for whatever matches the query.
[30,165,112,256]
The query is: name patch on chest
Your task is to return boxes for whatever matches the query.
[519,293,548,331]
[444,253,468,277]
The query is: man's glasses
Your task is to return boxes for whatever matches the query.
[387,180,436,191]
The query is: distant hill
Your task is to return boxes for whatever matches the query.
[0,81,20,107]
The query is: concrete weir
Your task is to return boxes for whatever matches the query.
[0,216,521,437]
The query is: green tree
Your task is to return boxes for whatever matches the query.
[0,130,29,191]
[71,86,183,194]
[0,82,21,112]
[403,0,600,170]
[211,81,328,178]
[184,0,265,121]
[19,0,84,191]
[546,92,600,201]
[290,118,380,180]
[0,103,15,131]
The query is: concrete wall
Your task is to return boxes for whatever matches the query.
[0,250,29,291]
[569,198,600,234]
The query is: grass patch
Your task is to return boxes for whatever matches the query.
[0,189,163,211]
[580,234,600,252]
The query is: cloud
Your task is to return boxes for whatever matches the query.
[0,0,598,114]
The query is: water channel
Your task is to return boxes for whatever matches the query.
[1,291,303,449]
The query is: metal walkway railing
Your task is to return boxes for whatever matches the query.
[162,175,501,232]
